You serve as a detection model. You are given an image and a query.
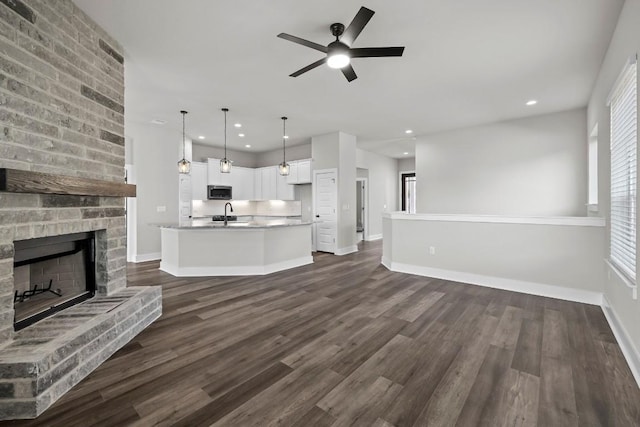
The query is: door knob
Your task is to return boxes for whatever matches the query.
[315,215,320,218]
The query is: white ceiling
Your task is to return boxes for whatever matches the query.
[75,0,624,158]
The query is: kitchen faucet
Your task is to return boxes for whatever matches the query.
[224,202,233,226]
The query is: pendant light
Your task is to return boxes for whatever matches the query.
[177,110,191,174]
[278,116,290,176]
[220,108,232,173]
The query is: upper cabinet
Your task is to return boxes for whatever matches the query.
[276,169,295,200]
[286,159,311,184]
[260,166,277,200]
[204,158,301,201]
[232,166,254,201]
[191,162,208,201]
[207,158,232,186]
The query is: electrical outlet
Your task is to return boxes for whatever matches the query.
[429,246,436,255]
[156,206,166,213]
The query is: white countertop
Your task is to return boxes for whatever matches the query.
[155,218,312,230]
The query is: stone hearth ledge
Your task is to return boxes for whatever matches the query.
[0,286,161,420]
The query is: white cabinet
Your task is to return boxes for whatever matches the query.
[205,158,298,201]
[231,166,254,200]
[277,170,295,200]
[286,162,299,184]
[285,159,311,184]
[191,162,208,201]
[297,159,311,184]
[254,168,263,200]
[207,158,232,186]
[261,166,277,200]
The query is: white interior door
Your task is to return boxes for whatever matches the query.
[314,170,337,253]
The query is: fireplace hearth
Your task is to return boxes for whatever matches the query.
[13,232,97,331]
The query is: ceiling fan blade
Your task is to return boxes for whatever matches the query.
[277,33,328,53]
[341,7,375,46]
[350,47,405,58]
[290,58,327,77]
[341,64,357,82]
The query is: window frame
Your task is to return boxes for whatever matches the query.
[608,56,638,283]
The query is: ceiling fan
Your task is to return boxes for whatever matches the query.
[277,6,405,82]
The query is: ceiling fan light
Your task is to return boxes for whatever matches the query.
[327,54,350,69]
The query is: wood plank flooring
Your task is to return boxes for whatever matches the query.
[7,241,640,426]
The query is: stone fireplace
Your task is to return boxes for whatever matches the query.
[13,231,97,330]
[0,0,162,420]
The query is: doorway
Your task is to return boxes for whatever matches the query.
[313,169,337,253]
[356,179,366,242]
[401,172,416,213]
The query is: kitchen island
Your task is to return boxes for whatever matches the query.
[158,219,313,276]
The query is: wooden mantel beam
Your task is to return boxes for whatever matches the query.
[0,169,136,197]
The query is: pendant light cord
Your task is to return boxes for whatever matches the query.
[282,116,287,163]
[180,110,187,159]
[223,108,228,159]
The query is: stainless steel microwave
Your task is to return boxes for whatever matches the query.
[207,185,232,200]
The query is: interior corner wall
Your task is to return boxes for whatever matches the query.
[587,0,640,369]
[415,108,588,216]
[127,121,180,260]
[397,157,415,173]
[311,132,357,253]
[338,133,357,251]
[356,149,398,239]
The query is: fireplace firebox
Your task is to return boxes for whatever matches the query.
[13,232,97,331]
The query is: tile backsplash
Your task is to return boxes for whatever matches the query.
[192,200,302,218]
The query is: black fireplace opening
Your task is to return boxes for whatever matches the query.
[13,231,97,331]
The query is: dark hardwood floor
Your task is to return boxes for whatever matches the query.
[8,241,640,426]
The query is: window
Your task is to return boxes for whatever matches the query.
[588,124,598,209]
[401,172,416,213]
[609,58,637,281]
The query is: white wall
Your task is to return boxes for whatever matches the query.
[254,143,311,168]
[415,108,588,216]
[397,157,415,173]
[587,0,640,378]
[356,149,398,239]
[338,133,357,252]
[312,132,357,253]
[192,142,312,169]
[192,143,256,167]
[127,121,181,260]
[383,214,605,302]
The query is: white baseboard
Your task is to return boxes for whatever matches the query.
[132,252,161,263]
[365,234,382,241]
[383,260,603,306]
[335,245,358,256]
[160,256,313,277]
[601,296,640,388]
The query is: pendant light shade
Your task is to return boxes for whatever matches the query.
[220,108,231,173]
[178,110,191,174]
[279,116,290,176]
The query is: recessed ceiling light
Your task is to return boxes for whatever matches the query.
[405,130,413,134]
[245,144,251,148]
[403,152,409,155]
[526,100,538,106]
[284,135,289,139]
[238,133,245,137]
[198,135,205,139]
[150,119,166,125]
[234,123,242,128]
